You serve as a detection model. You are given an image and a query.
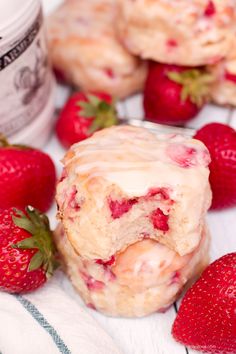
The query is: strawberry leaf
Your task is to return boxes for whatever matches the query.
[0,133,10,147]
[78,101,97,118]
[12,206,58,277]
[167,72,183,85]
[167,69,214,107]
[12,214,36,234]
[87,94,101,107]
[181,86,189,103]
[29,251,44,271]
[0,134,30,150]
[12,237,37,249]
[89,117,103,133]
[78,93,118,134]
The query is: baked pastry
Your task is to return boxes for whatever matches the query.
[54,223,210,317]
[47,0,147,98]
[56,125,211,259]
[117,0,236,66]
[208,54,236,106]
[56,125,212,317]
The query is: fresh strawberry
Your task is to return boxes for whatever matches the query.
[0,207,58,294]
[225,70,236,84]
[194,123,236,209]
[143,62,212,124]
[172,253,236,354]
[56,92,118,148]
[0,136,56,212]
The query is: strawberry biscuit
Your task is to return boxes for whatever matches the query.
[56,125,212,317]
[56,125,211,259]
[54,223,210,317]
[117,0,236,66]
[47,0,147,98]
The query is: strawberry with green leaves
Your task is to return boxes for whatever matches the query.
[144,62,213,124]
[0,206,58,294]
[56,92,118,148]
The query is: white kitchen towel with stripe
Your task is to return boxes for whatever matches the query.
[0,271,122,354]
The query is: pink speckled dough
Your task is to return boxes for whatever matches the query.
[54,224,210,317]
[47,0,147,98]
[117,0,236,66]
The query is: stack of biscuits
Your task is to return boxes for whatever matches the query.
[55,125,212,317]
[48,0,236,105]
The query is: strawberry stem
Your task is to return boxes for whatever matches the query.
[78,94,118,134]
[0,134,10,147]
[0,133,30,150]
[167,69,214,107]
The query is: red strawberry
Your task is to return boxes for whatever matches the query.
[0,207,58,294]
[204,1,216,17]
[56,92,118,148]
[194,123,236,209]
[172,253,236,354]
[225,70,236,84]
[0,136,56,212]
[143,62,212,124]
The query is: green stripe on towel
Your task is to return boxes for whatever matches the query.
[15,295,71,354]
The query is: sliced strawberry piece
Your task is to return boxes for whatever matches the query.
[167,142,211,168]
[225,70,236,84]
[204,1,216,17]
[150,208,169,232]
[166,39,178,48]
[145,188,170,200]
[108,198,137,219]
[96,255,115,267]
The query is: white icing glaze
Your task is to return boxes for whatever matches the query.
[68,125,210,198]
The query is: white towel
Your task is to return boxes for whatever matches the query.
[0,271,122,354]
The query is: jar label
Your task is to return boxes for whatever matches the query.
[0,9,53,137]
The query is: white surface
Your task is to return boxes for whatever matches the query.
[42,1,235,353]
[0,272,121,354]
